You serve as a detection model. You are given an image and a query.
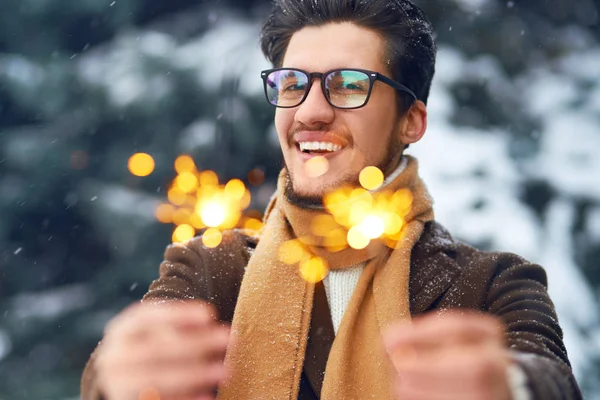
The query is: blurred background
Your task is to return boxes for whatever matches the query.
[0,0,599,398]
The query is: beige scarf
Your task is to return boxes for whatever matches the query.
[218,156,434,400]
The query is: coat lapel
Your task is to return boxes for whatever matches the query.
[409,222,463,315]
[301,222,463,398]
[304,280,335,397]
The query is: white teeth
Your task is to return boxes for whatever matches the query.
[298,141,342,152]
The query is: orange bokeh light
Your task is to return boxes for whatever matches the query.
[248,168,265,186]
[175,171,199,193]
[128,153,155,177]
[172,224,195,243]
[155,203,175,224]
[359,166,384,190]
[299,256,329,283]
[202,228,223,248]
[174,155,196,174]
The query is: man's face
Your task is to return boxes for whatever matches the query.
[276,22,404,204]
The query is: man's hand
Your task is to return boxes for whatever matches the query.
[95,301,230,400]
[383,311,513,400]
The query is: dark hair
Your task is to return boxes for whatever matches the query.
[260,0,437,110]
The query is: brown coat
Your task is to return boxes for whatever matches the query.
[81,222,582,399]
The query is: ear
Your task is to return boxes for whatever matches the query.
[398,100,427,145]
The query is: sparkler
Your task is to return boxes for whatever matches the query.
[148,154,262,246]
[131,153,412,284]
[322,167,413,250]
[277,165,414,283]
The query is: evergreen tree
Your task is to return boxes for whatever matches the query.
[0,1,598,398]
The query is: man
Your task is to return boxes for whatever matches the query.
[82,0,582,399]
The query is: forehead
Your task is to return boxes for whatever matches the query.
[282,22,387,73]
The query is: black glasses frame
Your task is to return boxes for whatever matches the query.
[260,67,417,110]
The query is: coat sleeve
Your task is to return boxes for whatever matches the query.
[80,230,251,400]
[142,230,249,321]
[483,253,583,400]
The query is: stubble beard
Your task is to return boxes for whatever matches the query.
[284,129,404,210]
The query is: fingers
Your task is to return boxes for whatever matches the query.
[168,393,215,400]
[106,301,217,341]
[96,300,230,400]
[394,345,508,391]
[383,311,512,400]
[383,310,504,353]
[105,325,230,370]
[103,360,225,399]
[395,379,482,400]
[393,351,510,400]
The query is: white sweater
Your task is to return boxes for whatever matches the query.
[322,157,408,334]
[323,263,365,334]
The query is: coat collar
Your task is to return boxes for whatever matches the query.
[409,221,463,315]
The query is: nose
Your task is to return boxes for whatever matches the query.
[294,78,335,127]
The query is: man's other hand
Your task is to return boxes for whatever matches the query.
[95,301,230,400]
[383,311,513,400]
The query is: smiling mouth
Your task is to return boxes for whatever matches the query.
[296,141,344,156]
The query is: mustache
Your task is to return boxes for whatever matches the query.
[287,123,352,146]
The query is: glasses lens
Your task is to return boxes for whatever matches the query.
[265,69,309,107]
[325,70,370,108]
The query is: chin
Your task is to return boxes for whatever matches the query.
[285,167,359,208]
[284,179,325,209]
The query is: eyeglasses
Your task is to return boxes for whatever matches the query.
[261,68,417,109]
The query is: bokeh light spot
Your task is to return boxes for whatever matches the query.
[173,208,192,225]
[248,168,265,186]
[304,156,329,178]
[240,189,252,210]
[243,217,264,232]
[348,200,371,226]
[391,189,413,214]
[384,213,404,235]
[189,213,205,229]
[324,228,348,252]
[172,224,195,243]
[128,153,155,177]
[174,155,196,174]
[347,225,370,249]
[202,228,223,248]
[175,171,199,193]
[155,203,175,224]
[199,170,219,187]
[279,239,308,265]
[225,179,246,200]
[168,187,187,206]
[310,214,338,237]
[359,166,384,190]
[200,202,226,227]
[358,215,385,239]
[299,257,329,283]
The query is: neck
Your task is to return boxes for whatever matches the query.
[381,151,404,181]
